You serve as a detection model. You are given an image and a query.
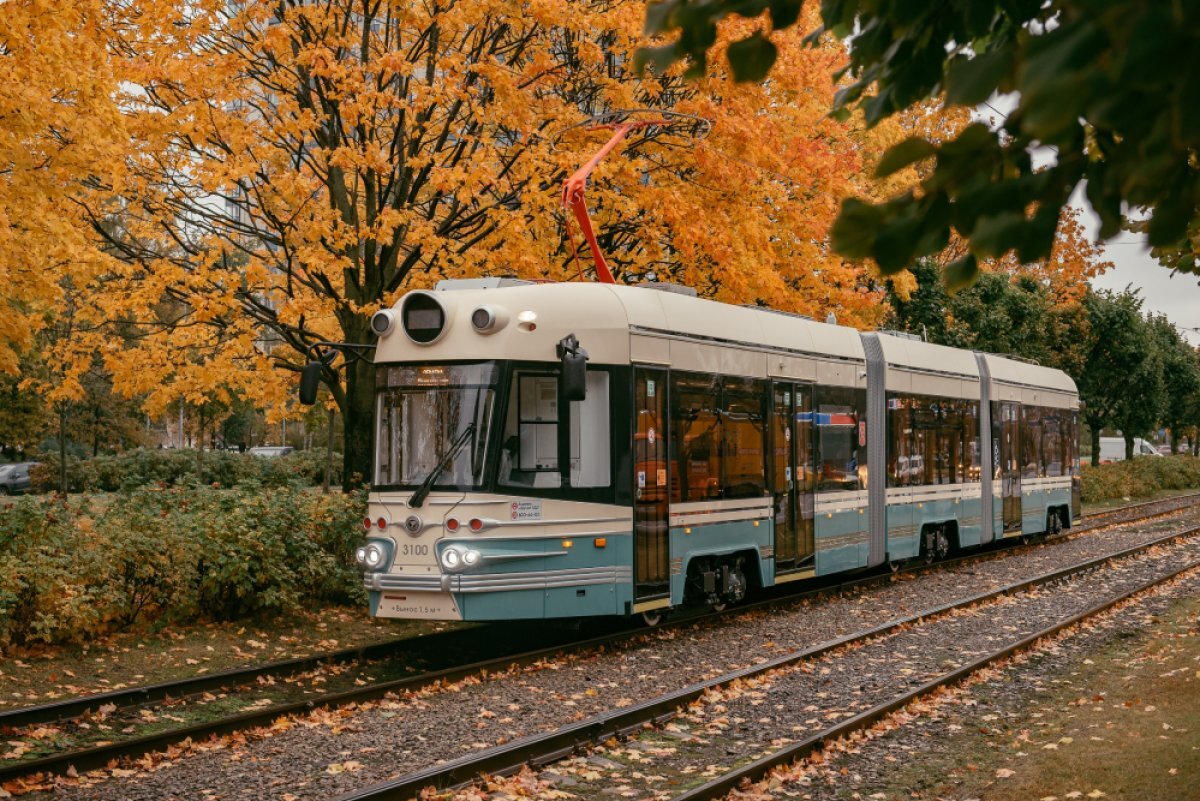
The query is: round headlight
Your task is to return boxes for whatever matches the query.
[441,548,461,569]
[371,309,396,337]
[463,549,480,566]
[365,544,384,568]
[355,546,367,565]
[470,305,508,334]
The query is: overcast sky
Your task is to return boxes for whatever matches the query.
[1073,198,1200,345]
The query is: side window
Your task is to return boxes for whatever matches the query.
[815,385,860,492]
[499,369,612,491]
[721,378,766,499]
[499,372,561,489]
[670,372,720,502]
[886,395,910,488]
[1021,405,1042,479]
[569,371,611,488]
[1042,409,1062,477]
[964,401,981,481]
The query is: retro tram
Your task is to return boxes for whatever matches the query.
[332,278,1080,624]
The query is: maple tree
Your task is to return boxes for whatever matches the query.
[0,0,124,377]
[58,0,918,485]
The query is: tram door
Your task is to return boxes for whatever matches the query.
[999,402,1022,532]
[633,369,670,600]
[773,383,815,572]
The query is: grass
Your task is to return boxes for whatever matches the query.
[0,607,448,713]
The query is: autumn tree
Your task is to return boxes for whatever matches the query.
[645,1,1200,287]
[75,0,918,486]
[0,0,124,375]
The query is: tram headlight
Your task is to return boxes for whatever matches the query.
[355,546,367,565]
[439,545,481,572]
[470,305,509,335]
[364,543,385,568]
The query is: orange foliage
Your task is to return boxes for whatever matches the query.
[55,0,921,425]
[0,1,124,381]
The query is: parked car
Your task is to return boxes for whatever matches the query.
[0,462,41,495]
[1098,437,1162,463]
[248,446,294,457]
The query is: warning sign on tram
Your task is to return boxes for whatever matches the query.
[510,500,542,521]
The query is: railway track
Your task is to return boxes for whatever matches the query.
[1,492,1197,786]
[335,522,1200,801]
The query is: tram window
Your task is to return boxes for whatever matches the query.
[570,371,611,488]
[963,401,981,481]
[1021,406,1042,479]
[815,386,860,492]
[1042,410,1062,477]
[721,378,766,499]
[886,395,911,488]
[670,372,720,502]
[498,369,611,491]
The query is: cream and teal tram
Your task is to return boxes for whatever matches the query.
[353,279,1080,623]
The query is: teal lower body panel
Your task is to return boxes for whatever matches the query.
[439,533,633,621]
[886,504,918,561]
[668,519,772,606]
[815,509,868,576]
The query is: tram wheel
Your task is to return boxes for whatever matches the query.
[922,527,951,564]
[640,609,665,627]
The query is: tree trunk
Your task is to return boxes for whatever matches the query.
[342,351,375,490]
[1171,430,1180,455]
[58,404,68,494]
[1090,425,1101,468]
[1124,433,1134,461]
[324,406,335,495]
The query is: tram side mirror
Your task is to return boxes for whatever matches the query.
[557,333,589,402]
[299,360,324,406]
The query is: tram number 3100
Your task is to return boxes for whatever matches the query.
[401,543,430,557]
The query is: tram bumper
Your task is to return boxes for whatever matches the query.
[365,562,631,621]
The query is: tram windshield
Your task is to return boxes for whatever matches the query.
[375,362,499,489]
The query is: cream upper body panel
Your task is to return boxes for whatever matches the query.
[980,353,1079,409]
[375,281,865,387]
[374,282,635,366]
[876,333,981,400]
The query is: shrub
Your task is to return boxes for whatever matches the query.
[1080,455,1200,504]
[29,447,345,493]
[0,485,366,649]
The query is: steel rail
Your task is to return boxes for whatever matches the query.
[0,494,1194,784]
[331,524,1200,801]
[671,559,1200,801]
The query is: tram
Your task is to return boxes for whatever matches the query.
[335,278,1080,624]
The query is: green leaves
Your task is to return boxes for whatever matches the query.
[874,137,937,178]
[945,46,1014,106]
[727,32,778,82]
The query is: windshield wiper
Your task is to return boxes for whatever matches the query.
[408,421,477,508]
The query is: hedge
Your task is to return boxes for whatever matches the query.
[1080,454,1200,504]
[0,484,366,649]
[25,447,343,493]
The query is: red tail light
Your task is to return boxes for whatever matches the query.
[362,517,372,530]
[446,518,460,532]
[376,517,387,530]
[469,518,483,532]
